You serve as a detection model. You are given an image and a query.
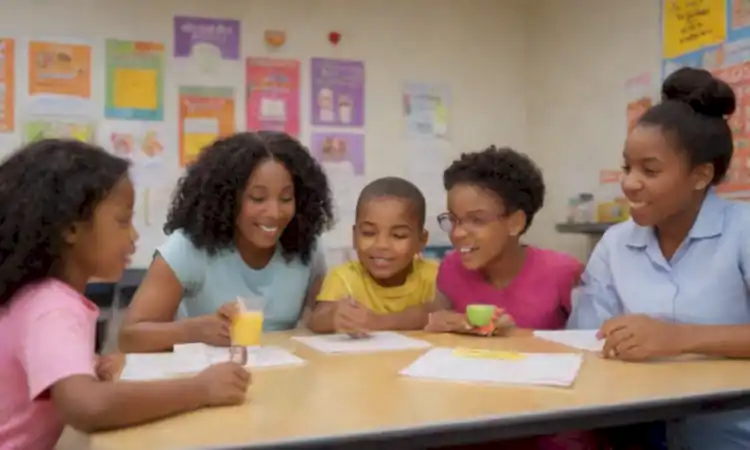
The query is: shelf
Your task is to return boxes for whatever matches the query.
[555,222,618,235]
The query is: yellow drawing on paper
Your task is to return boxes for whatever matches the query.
[452,348,526,360]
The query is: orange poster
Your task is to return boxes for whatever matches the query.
[28,40,91,115]
[712,62,750,195]
[178,86,235,167]
[0,38,14,132]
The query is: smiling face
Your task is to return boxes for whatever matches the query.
[353,197,427,285]
[66,176,138,280]
[235,158,296,249]
[621,125,713,227]
[443,184,525,271]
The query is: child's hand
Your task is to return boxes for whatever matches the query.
[185,302,236,346]
[425,310,471,333]
[95,353,125,382]
[194,361,251,407]
[333,300,372,338]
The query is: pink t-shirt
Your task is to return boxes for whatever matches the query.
[438,247,595,450]
[0,279,99,450]
[437,246,583,330]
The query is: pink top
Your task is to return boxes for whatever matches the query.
[0,279,99,450]
[438,247,595,450]
[438,246,583,330]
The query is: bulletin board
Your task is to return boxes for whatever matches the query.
[661,0,750,198]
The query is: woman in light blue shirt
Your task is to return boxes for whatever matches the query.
[119,132,334,352]
[569,67,750,450]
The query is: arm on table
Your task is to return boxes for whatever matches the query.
[118,255,199,352]
[25,309,211,432]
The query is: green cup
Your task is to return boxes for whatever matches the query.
[466,304,495,327]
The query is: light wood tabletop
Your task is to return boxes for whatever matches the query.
[74,330,750,450]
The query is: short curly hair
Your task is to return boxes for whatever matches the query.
[443,146,545,234]
[165,131,334,264]
[0,139,130,307]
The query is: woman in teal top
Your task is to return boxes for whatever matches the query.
[119,132,334,352]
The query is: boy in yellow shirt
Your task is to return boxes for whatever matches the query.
[308,177,438,334]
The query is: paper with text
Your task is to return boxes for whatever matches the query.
[534,330,603,352]
[401,347,583,387]
[292,332,431,354]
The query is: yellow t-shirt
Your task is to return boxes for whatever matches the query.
[317,259,438,314]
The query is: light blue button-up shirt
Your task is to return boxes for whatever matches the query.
[569,190,750,450]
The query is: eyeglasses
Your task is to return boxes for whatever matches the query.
[437,212,504,234]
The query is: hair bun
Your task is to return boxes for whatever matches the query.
[661,67,736,118]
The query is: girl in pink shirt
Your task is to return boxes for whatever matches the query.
[0,140,250,450]
[425,146,597,450]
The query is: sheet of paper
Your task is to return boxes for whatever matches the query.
[174,343,306,369]
[292,332,432,354]
[533,330,603,352]
[119,353,194,381]
[400,347,583,387]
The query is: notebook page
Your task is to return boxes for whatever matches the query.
[292,331,432,354]
[534,330,603,352]
[400,347,583,387]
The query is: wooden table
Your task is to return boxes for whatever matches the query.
[79,331,750,450]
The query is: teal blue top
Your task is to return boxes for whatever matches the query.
[157,229,325,331]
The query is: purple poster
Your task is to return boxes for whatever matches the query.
[173,16,240,60]
[310,132,365,175]
[310,58,365,127]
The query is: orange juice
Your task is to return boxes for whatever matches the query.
[231,311,264,346]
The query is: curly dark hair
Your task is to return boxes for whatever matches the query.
[165,131,334,264]
[0,139,130,307]
[443,146,545,234]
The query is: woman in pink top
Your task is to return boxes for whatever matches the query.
[425,146,596,450]
[0,140,250,450]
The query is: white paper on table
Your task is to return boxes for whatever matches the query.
[119,353,194,381]
[533,330,603,352]
[174,343,306,369]
[400,348,583,387]
[292,332,432,354]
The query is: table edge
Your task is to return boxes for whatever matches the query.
[185,388,750,449]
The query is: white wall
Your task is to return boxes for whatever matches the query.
[1,0,529,267]
[524,0,662,259]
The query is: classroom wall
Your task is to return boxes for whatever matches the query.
[523,0,661,259]
[0,0,529,267]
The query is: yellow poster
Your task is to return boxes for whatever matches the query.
[662,0,727,58]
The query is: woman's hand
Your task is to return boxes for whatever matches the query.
[186,302,239,346]
[599,314,686,361]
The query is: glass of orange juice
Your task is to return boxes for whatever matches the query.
[230,296,265,347]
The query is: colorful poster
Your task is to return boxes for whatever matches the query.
[0,39,14,132]
[310,132,365,175]
[105,39,165,121]
[661,0,750,196]
[403,82,450,139]
[246,58,300,136]
[174,16,240,66]
[625,73,655,133]
[27,40,92,116]
[178,86,235,167]
[98,121,168,189]
[23,119,94,143]
[310,58,365,127]
[710,63,750,194]
[662,0,727,59]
